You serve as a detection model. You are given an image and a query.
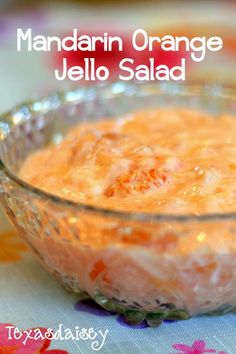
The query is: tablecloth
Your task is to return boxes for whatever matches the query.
[0,229,235,354]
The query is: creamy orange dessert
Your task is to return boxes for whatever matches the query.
[20,108,236,214]
[18,108,236,323]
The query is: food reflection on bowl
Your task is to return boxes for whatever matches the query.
[1,82,236,327]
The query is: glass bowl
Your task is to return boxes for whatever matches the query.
[1,82,236,327]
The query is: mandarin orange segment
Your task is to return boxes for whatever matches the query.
[104,166,167,197]
[89,259,106,281]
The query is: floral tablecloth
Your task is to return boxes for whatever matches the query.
[0,227,235,353]
[0,2,236,353]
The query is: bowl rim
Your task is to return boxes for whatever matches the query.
[1,80,236,223]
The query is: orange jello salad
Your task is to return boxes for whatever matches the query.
[19,108,236,319]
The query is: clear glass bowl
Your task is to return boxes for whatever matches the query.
[1,82,236,327]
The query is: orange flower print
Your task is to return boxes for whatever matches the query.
[0,323,69,354]
[0,230,28,263]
